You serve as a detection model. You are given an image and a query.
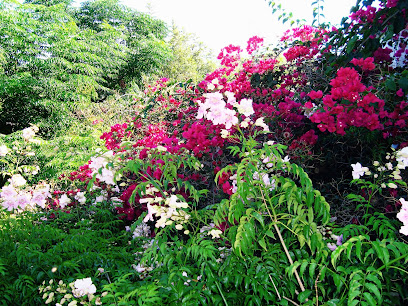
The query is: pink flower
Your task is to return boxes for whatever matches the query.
[308,90,323,100]
[396,88,404,97]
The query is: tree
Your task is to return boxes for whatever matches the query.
[73,0,171,86]
[0,0,171,135]
[160,22,216,83]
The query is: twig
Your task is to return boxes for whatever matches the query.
[283,296,301,306]
[269,274,281,301]
[315,270,321,306]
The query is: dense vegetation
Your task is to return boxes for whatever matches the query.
[1,0,408,305]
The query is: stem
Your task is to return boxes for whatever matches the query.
[260,188,306,293]
[215,281,229,306]
[377,253,408,272]
[269,274,281,300]
[283,296,301,306]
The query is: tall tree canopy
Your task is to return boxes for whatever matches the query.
[0,0,170,135]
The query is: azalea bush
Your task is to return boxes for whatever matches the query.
[1,0,408,305]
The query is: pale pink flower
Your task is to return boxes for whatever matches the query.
[22,127,36,140]
[225,91,237,105]
[204,92,224,108]
[31,191,47,208]
[16,193,31,209]
[223,109,238,129]
[2,199,18,211]
[397,208,408,225]
[196,102,208,119]
[399,198,408,210]
[0,185,18,198]
[351,162,368,180]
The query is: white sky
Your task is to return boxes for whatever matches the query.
[121,0,357,54]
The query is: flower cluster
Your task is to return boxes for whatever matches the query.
[143,193,190,233]
[0,180,52,211]
[39,276,102,306]
[397,198,408,235]
[197,92,238,129]
[246,35,264,55]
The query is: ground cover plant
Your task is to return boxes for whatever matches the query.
[1,0,408,305]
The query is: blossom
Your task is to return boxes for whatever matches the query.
[0,145,9,157]
[399,198,408,210]
[327,243,337,251]
[9,174,26,187]
[235,98,254,117]
[75,192,86,204]
[220,129,229,138]
[22,127,36,140]
[254,117,269,131]
[207,229,223,239]
[397,208,408,225]
[0,184,18,198]
[351,162,368,180]
[59,194,71,209]
[400,225,408,235]
[396,147,408,169]
[72,278,96,298]
[143,203,158,223]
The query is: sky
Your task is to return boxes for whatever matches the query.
[120,0,357,54]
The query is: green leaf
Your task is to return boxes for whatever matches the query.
[365,282,382,302]
[385,79,397,91]
[298,289,312,303]
[346,36,358,53]
[398,77,408,91]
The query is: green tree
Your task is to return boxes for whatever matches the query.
[0,0,170,135]
[73,0,171,86]
[160,22,216,83]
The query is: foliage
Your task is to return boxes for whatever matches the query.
[160,22,217,83]
[1,0,408,305]
[0,0,170,135]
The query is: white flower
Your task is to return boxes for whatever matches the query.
[351,162,368,180]
[207,229,223,239]
[59,194,71,209]
[143,203,158,223]
[240,121,249,128]
[156,145,167,152]
[400,198,408,210]
[75,192,86,204]
[9,174,26,187]
[72,278,96,298]
[224,91,236,105]
[396,147,408,169]
[235,98,254,117]
[22,127,36,140]
[0,145,9,157]
[220,129,229,138]
[254,117,269,131]
[400,224,408,235]
[388,182,398,189]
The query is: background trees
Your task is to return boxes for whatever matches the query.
[0,0,171,135]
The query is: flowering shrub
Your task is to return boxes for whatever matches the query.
[1,0,408,305]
